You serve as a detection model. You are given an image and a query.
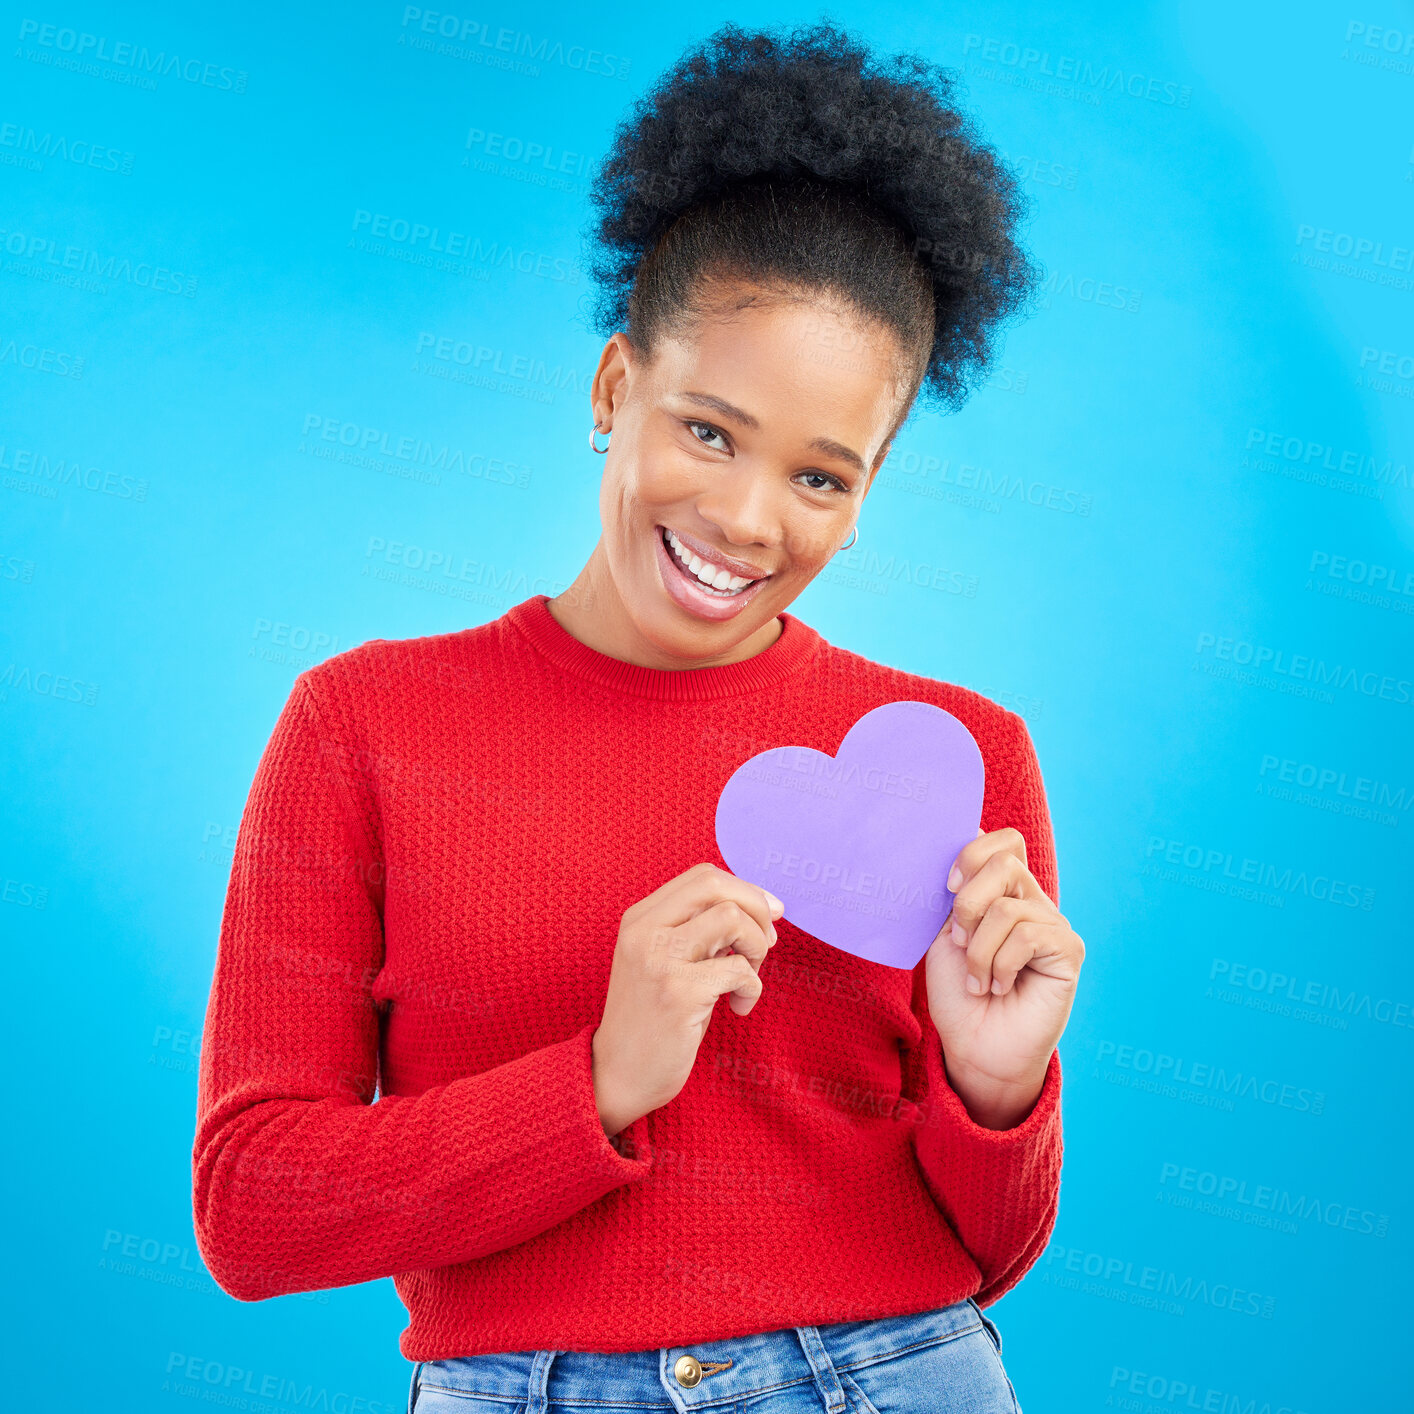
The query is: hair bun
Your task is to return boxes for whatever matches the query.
[584,20,1041,410]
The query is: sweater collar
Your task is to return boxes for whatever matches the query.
[506,594,823,702]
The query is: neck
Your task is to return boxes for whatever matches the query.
[547,544,784,671]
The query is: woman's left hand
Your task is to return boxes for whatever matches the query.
[924,827,1084,1129]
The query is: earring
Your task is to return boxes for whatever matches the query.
[589,422,611,454]
[836,524,859,553]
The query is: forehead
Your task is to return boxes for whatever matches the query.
[647,291,908,453]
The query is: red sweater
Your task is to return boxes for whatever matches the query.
[193,593,1063,1360]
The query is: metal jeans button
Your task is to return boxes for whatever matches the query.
[674,1355,703,1388]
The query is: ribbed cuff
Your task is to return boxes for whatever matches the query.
[571,1023,655,1175]
[922,1047,1062,1146]
[910,1043,1063,1219]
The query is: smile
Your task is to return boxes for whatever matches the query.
[653,525,774,622]
[661,527,763,595]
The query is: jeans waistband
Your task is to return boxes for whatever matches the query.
[413,1298,988,1412]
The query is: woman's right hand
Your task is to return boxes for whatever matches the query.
[591,862,784,1139]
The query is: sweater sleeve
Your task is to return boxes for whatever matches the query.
[192,671,655,1302]
[899,709,1065,1308]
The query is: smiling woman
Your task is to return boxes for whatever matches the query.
[550,26,1040,668]
[192,18,1084,1414]
[566,296,907,648]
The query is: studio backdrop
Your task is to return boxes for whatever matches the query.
[3,2,1411,1411]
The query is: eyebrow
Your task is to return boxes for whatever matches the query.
[678,391,867,476]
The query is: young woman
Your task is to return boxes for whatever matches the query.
[193,20,1084,1414]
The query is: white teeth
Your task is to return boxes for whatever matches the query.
[663,528,758,595]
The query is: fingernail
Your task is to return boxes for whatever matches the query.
[764,890,784,914]
[952,921,967,947]
[966,975,983,994]
[991,979,1003,995]
[947,866,962,892]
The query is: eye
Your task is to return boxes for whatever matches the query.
[685,419,730,452]
[795,470,850,493]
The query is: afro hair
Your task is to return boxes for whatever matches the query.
[582,19,1043,413]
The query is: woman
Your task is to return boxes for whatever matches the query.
[193,20,1084,1414]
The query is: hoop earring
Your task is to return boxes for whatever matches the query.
[589,422,611,454]
[836,524,859,553]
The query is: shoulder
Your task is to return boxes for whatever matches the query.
[293,618,501,733]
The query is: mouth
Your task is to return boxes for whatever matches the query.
[653,524,775,622]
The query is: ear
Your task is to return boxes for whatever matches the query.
[590,332,636,427]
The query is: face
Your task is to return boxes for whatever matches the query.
[566,284,913,668]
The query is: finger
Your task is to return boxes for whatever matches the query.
[964,898,1064,995]
[651,862,783,942]
[949,849,1034,944]
[697,951,765,1016]
[933,905,955,947]
[947,826,1029,894]
[960,895,1026,993]
[676,898,775,969]
[988,921,1057,995]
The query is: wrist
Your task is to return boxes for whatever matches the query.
[591,1029,646,1139]
[942,1055,1048,1131]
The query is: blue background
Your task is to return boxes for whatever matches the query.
[3,1,1411,1409]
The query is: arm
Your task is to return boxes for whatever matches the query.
[900,710,1065,1306]
[192,672,653,1302]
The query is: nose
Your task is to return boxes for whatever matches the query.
[695,468,782,555]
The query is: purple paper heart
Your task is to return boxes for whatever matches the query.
[714,700,985,970]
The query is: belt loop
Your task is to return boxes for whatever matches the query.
[524,1349,558,1414]
[792,1326,847,1414]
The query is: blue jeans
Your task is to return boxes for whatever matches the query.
[407,1297,1020,1413]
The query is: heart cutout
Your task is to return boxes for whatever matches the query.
[714,700,985,970]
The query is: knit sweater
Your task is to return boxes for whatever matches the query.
[192,593,1064,1361]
